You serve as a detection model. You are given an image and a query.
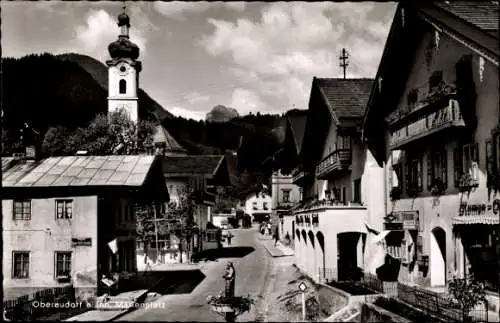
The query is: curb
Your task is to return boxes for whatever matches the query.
[260,240,293,258]
[109,275,167,321]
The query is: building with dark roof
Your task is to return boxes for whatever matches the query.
[362,1,499,308]
[291,76,377,283]
[2,154,168,300]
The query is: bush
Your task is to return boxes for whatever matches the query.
[448,275,486,322]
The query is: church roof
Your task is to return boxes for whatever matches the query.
[152,124,187,154]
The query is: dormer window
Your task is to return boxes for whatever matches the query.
[119,79,127,94]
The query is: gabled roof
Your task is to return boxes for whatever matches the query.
[2,155,158,188]
[434,1,499,32]
[161,155,224,178]
[286,111,308,154]
[314,78,374,119]
[152,124,187,154]
[363,2,499,136]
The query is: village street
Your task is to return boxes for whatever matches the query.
[116,228,290,322]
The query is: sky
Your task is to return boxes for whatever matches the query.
[2,1,397,121]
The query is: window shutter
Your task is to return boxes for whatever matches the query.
[404,159,410,193]
[473,143,479,163]
[453,147,462,187]
[486,140,493,186]
[441,151,448,187]
[427,154,433,190]
[418,158,423,191]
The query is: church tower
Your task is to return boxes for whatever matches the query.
[106,4,141,123]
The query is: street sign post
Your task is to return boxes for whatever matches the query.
[298,281,308,321]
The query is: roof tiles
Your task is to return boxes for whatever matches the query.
[2,155,156,188]
[315,78,374,119]
[435,1,499,31]
[161,155,224,177]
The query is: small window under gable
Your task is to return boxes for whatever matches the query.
[119,79,127,94]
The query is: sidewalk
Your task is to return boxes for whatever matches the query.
[65,272,168,321]
[260,237,295,257]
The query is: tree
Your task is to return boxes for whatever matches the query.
[41,109,157,157]
[448,274,487,322]
[166,183,198,263]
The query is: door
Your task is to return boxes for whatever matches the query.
[338,232,360,281]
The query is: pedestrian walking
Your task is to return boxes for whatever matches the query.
[274,226,279,246]
[227,231,233,245]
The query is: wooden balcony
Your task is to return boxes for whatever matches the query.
[316,149,352,179]
[389,99,466,150]
[292,167,314,186]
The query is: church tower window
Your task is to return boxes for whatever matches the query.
[119,79,127,94]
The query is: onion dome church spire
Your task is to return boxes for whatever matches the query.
[107,3,140,61]
[106,2,141,124]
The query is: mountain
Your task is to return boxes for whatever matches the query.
[1,52,289,180]
[205,105,239,123]
[57,53,174,122]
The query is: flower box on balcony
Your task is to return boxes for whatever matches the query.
[458,173,479,192]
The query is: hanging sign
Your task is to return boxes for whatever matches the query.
[459,199,500,217]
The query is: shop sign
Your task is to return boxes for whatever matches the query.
[72,237,92,247]
[459,199,500,217]
[384,211,418,230]
[384,222,403,230]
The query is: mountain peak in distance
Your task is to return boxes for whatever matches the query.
[205,105,239,123]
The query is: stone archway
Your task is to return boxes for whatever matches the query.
[430,227,447,286]
[337,232,365,281]
[316,231,325,281]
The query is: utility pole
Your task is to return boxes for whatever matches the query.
[339,48,349,79]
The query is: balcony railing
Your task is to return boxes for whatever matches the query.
[389,99,466,149]
[292,167,313,185]
[316,149,352,179]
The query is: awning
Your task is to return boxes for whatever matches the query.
[453,215,500,225]
[372,230,391,244]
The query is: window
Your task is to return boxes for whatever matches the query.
[13,200,31,220]
[427,150,448,190]
[207,231,218,242]
[56,200,73,219]
[353,179,361,203]
[252,201,258,210]
[282,189,291,202]
[405,155,423,193]
[119,79,127,94]
[337,135,351,150]
[55,252,71,278]
[263,202,269,210]
[12,252,29,279]
[454,143,479,186]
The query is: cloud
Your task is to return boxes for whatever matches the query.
[154,1,246,20]
[68,7,152,62]
[230,88,267,115]
[184,91,210,105]
[167,106,207,121]
[200,2,396,111]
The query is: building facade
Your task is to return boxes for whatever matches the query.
[241,192,272,223]
[291,77,378,282]
[362,1,499,299]
[2,154,168,300]
[271,170,301,243]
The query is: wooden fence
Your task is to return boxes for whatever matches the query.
[3,285,82,321]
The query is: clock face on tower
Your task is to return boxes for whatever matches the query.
[118,65,128,76]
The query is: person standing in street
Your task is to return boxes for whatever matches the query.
[274,226,279,246]
[227,231,233,245]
